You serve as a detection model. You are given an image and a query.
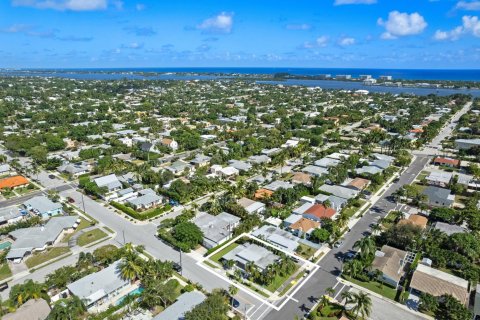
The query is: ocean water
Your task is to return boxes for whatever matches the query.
[1,67,480,81]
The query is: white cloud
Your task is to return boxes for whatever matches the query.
[316,36,328,46]
[338,37,356,46]
[303,36,329,48]
[197,12,234,34]
[334,0,376,5]
[122,42,143,49]
[286,23,312,30]
[378,11,427,39]
[11,0,109,11]
[136,3,145,11]
[455,1,480,11]
[434,15,480,40]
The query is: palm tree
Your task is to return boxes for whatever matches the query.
[325,287,335,297]
[117,256,143,282]
[351,291,372,319]
[340,291,353,308]
[228,285,238,308]
[353,237,375,261]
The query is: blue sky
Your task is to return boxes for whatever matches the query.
[0,0,479,68]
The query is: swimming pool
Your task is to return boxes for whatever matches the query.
[0,241,12,250]
[116,287,144,306]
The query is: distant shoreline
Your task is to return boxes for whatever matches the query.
[1,67,480,82]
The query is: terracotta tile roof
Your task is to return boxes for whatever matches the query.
[161,138,173,145]
[410,264,469,305]
[304,204,336,219]
[410,129,424,133]
[255,188,274,199]
[433,157,460,166]
[289,218,320,233]
[0,175,29,189]
[348,177,370,190]
[398,214,428,229]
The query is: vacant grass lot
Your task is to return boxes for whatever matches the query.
[343,275,397,300]
[25,247,71,269]
[77,228,108,246]
[61,218,91,243]
[265,264,299,293]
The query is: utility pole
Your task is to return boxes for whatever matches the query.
[179,248,183,276]
[123,230,126,245]
[81,193,86,213]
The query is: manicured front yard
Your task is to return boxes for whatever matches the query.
[342,199,366,218]
[210,242,239,263]
[0,263,12,281]
[77,228,108,246]
[61,218,92,243]
[265,264,299,293]
[296,243,317,260]
[343,275,397,300]
[25,247,71,268]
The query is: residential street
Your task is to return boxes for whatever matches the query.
[261,101,472,320]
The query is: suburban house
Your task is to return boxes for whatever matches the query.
[346,178,371,191]
[371,245,409,288]
[433,157,460,168]
[166,160,193,176]
[23,196,63,218]
[314,194,348,212]
[288,217,320,238]
[425,170,453,187]
[2,298,50,320]
[291,172,312,186]
[318,184,359,200]
[314,157,341,168]
[252,225,299,253]
[67,260,133,310]
[264,180,294,192]
[140,142,161,154]
[0,164,11,175]
[422,186,455,208]
[410,263,469,305]
[237,197,266,215]
[254,188,274,200]
[228,159,252,172]
[432,222,467,236]
[7,216,79,263]
[153,291,206,320]
[0,175,29,190]
[94,174,122,195]
[0,206,23,225]
[58,162,91,177]
[398,214,429,230]
[222,243,280,272]
[248,155,271,164]
[190,154,211,167]
[302,165,328,177]
[455,138,480,150]
[160,138,178,150]
[302,204,337,222]
[127,193,163,210]
[193,212,240,249]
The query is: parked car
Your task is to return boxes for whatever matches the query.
[172,262,182,273]
[67,197,75,203]
[48,174,56,179]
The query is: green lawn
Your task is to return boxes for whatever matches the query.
[265,264,299,293]
[210,242,239,263]
[15,185,38,195]
[25,247,71,269]
[61,218,91,243]
[296,243,317,260]
[0,263,12,281]
[77,228,108,246]
[343,275,397,300]
[342,199,367,218]
[412,183,427,194]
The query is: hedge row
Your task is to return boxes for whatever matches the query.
[110,201,171,221]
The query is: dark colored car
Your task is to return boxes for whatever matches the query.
[172,262,182,273]
[48,174,56,179]
[67,197,75,203]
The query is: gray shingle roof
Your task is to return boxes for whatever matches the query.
[7,216,78,260]
[153,291,206,320]
[67,260,129,306]
[23,196,62,215]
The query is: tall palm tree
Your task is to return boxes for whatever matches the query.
[340,291,353,308]
[117,256,143,282]
[351,292,372,319]
[353,237,375,261]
